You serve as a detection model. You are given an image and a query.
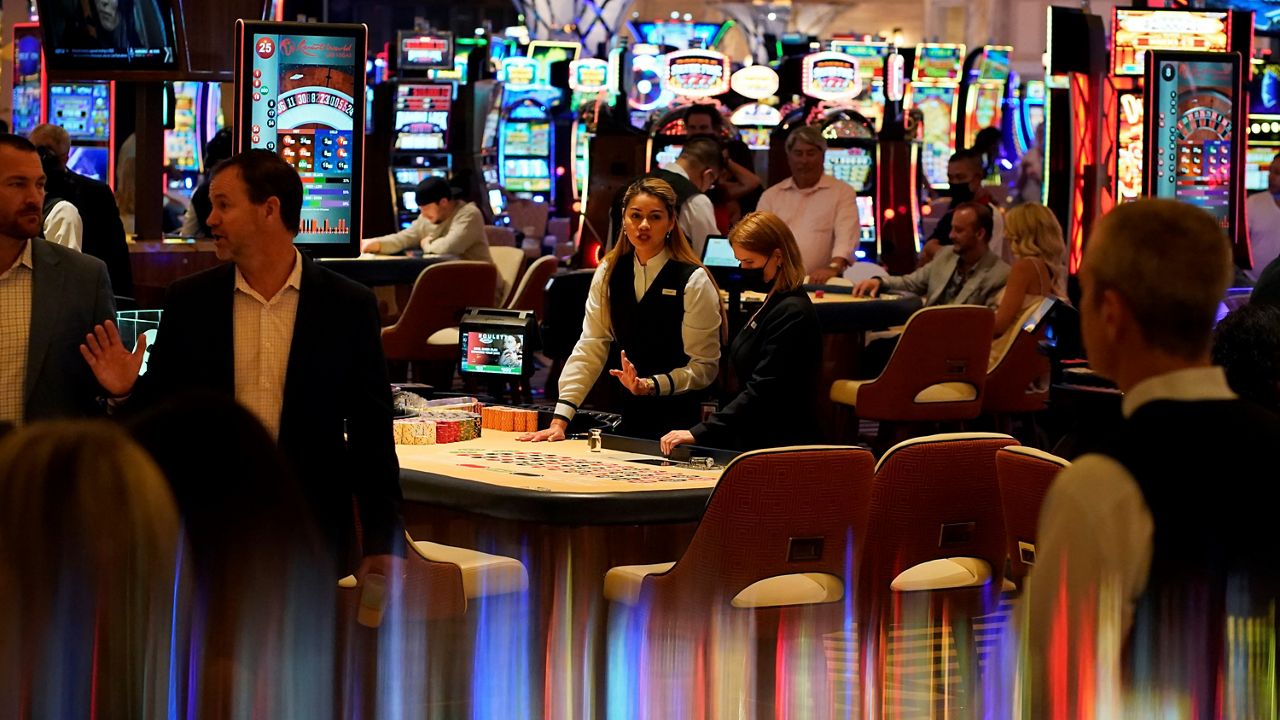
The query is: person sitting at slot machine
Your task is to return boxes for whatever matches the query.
[659,211,822,453]
[519,177,724,441]
[361,177,504,302]
[757,126,860,283]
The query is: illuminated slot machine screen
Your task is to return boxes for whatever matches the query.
[236,21,366,256]
[907,84,959,187]
[824,147,874,192]
[394,83,451,151]
[1145,52,1240,237]
[1116,90,1145,203]
[913,44,965,83]
[49,82,111,141]
[11,25,44,136]
[1112,10,1229,77]
[501,121,550,157]
[165,81,201,174]
[503,158,552,192]
[68,146,109,182]
[1245,145,1276,192]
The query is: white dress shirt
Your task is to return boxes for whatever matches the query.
[554,248,721,421]
[1024,366,1237,710]
[660,162,721,259]
[233,249,303,439]
[757,174,860,274]
[0,241,33,424]
[1245,191,1280,282]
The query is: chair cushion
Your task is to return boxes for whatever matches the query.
[912,382,978,403]
[890,557,993,592]
[830,379,868,407]
[426,327,460,347]
[604,562,676,606]
[411,540,528,599]
[731,573,844,608]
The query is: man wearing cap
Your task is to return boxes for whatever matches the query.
[362,177,493,262]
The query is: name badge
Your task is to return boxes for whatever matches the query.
[662,288,678,296]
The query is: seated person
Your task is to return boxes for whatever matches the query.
[992,203,1068,338]
[709,139,764,232]
[1212,302,1280,414]
[918,149,1005,266]
[659,211,821,453]
[853,202,1010,309]
[361,177,503,301]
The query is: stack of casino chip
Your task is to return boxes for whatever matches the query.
[481,406,539,432]
[392,410,482,445]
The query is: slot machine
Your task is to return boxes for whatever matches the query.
[568,58,613,210]
[904,43,965,191]
[388,31,455,229]
[830,38,891,132]
[499,56,556,203]
[1245,59,1280,194]
[164,81,225,202]
[47,82,115,186]
[10,23,46,136]
[1010,78,1046,158]
[959,45,1013,150]
[235,20,367,256]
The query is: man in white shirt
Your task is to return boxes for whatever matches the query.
[757,125,859,283]
[1245,152,1280,281]
[1026,198,1280,716]
[81,149,403,582]
[657,135,723,258]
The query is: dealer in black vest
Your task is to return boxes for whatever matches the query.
[520,177,722,441]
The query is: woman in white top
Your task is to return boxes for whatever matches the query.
[992,203,1068,345]
[520,177,723,441]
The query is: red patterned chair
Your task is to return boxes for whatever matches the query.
[995,446,1069,591]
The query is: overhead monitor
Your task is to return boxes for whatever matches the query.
[36,0,180,73]
[632,22,727,50]
[397,31,453,71]
[236,20,366,257]
[975,46,1012,82]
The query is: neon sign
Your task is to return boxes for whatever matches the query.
[802,52,863,101]
[663,50,730,98]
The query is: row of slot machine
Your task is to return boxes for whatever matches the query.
[10,23,225,204]
[1041,6,1262,276]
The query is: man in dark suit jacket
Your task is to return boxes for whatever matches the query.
[29,123,133,299]
[0,134,114,425]
[81,149,401,578]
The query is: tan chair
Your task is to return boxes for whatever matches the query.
[489,246,526,306]
[505,198,548,242]
[482,225,517,247]
[506,254,558,319]
[985,301,1053,414]
[381,261,497,380]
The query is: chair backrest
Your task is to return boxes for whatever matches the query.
[859,433,1018,620]
[489,246,526,306]
[995,446,1068,587]
[642,446,876,612]
[540,269,596,359]
[483,225,517,248]
[985,302,1052,413]
[507,254,559,317]
[857,305,995,421]
[506,198,549,240]
[381,261,497,360]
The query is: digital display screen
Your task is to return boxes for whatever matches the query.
[502,159,551,191]
[68,146,109,182]
[702,235,737,267]
[36,0,179,71]
[394,83,450,151]
[1113,10,1229,77]
[460,331,525,376]
[398,32,452,70]
[49,83,111,141]
[1245,146,1276,192]
[964,83,1005,148]
[1252,63,1280,115]
[1116,90,1145,203]
[654,144,681,168]
[528,41,579,69]
[1149,55,1237,234]
[11,27,43,137]
[856,195,876,255]
[243,26,364,248]
[165,81,200,172]
[633,22,723,50]
[907,84,958,187]
[825,147,874,192]
[829,41,890,82]
[913,44,965,82]
[976,47,1011,82]
[501,122,550,157]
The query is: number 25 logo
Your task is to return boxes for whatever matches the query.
[256,37,275,59]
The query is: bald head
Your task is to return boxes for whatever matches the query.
[29,124,70,165]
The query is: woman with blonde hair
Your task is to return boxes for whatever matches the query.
[0,421,185,719]
[992,202,1068,338]
[520,177,723,440]
[660,211,822,452]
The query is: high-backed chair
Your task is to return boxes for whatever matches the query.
[984,301,1053,415]
[506,254,558,319]
[482,225,517,248]
[489,246,526,307]
[604,446,876,717]
[505,198,548,242]
[830,306,995,444]
[381,261,497,380]
[995,446,1069,590]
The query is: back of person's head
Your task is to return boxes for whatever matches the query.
[28,123,70,159]
[949,148,984,175]
[953,200,994,240]
[212,149,303,235]
[1086,199,1234,359]
[1212,303,1280,413]
[36,146,72,201]
[678,135,724,172]
[974,127,1002,154]
[0,421,183,718]
[1005,203,1065,266]
[730,211,806,292]
[203,127,234,171]
[785,125,827,154]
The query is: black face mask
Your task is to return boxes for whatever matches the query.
[948,183,976,204]
[737,267,775,294]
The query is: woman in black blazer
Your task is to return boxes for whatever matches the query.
[660,211,823,453]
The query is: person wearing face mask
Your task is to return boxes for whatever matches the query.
[521,177,724,441]
[659,211,821,454]
[918,149,1006,266]
[1244,152,1280,283]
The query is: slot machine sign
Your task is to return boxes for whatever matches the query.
[398,31,453,71]
[501,57,540,90]
[663,50,730,98]
[802,52,863,102]
[569,59,610,93]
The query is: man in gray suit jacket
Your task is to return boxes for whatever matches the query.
[854,202,1010,309]
[0,134,114,425]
